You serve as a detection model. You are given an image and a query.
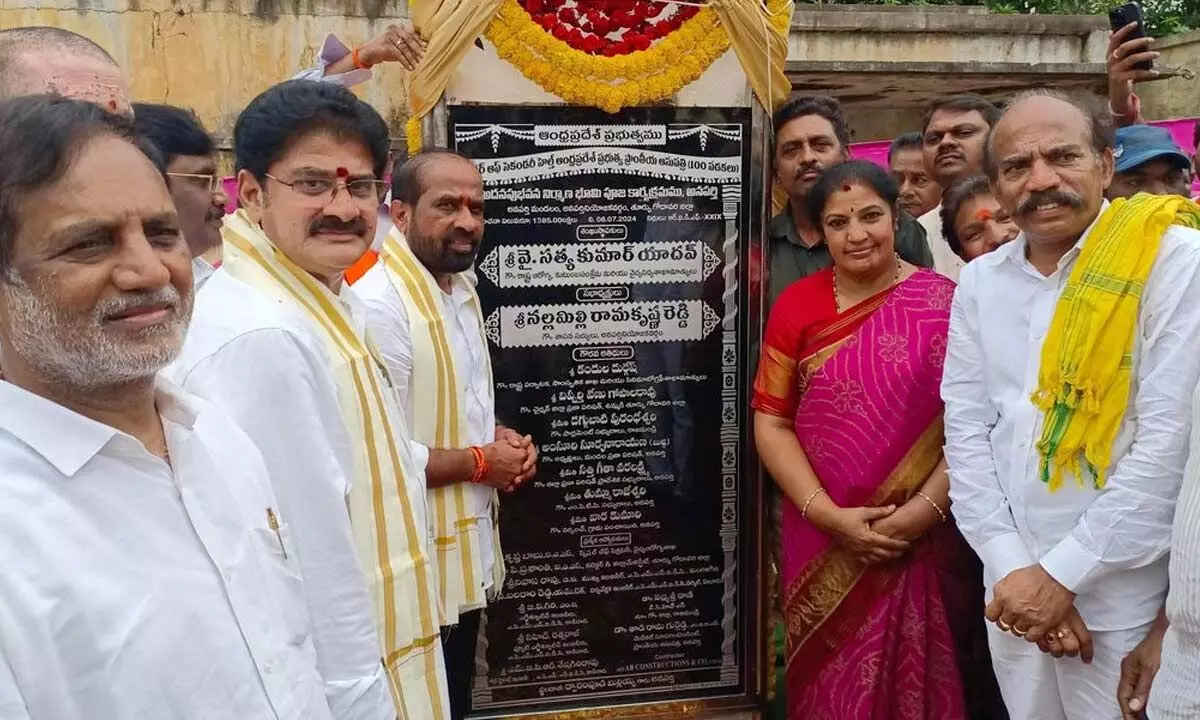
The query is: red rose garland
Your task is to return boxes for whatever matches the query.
[518,0,700,56]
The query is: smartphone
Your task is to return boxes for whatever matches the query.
[1109,2,1154,72]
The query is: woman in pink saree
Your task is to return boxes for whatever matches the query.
[754,162,1001,719]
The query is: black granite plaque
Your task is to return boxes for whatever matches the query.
[451,105,753,717]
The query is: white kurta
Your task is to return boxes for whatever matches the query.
[0,379,334,720]
[918,203,965,281]
[1149,381,1200,719]
[168,270,396,720]
[941,205,1200,719]
[355,261,498,595]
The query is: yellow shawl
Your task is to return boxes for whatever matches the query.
[221,211,450,720]
[379,228,505,625]
[1033,194,1200,491]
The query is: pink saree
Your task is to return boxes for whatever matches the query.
[759,269,973,720]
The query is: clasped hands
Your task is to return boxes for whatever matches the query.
[479,426,538,493]
[814,499,940,566]
[986,564,1094,664]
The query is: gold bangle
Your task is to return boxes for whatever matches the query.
[914,491,947,523]
[801,488,826,519]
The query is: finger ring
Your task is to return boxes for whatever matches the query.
[1012,626,1028,638]
[997,621,1012,632]
[1057,628,1071,639]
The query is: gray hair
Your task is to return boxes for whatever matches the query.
[984,88,1114,179]
[0,27,117,99]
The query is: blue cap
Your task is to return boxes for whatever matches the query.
[1113,125,1191,174]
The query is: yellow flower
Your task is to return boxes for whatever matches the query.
[483,0,732,111]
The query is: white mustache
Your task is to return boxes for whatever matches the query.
[95,287,180,321]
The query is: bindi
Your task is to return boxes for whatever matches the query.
[841,184,852,192]
[974,208,994,223]
[335,167,349,179]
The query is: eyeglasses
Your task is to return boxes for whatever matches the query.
[166,172,223,193]
[265,173,388,204]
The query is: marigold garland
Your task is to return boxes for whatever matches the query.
[484,0,730,113]
[406,115,423,154]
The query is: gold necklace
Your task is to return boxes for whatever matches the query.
[833,253,902,312]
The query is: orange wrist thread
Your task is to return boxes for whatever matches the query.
[352,46,372,70]
[469,446,488,484]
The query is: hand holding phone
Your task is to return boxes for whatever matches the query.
[1109,2,1155,72]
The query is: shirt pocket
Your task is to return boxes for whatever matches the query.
[252,521,312,649]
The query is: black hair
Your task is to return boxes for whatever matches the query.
[132,102,214,164]
[233,80,390,181]
[923,94,1002,134]
[772,95,851,150]
[888,131,924,163]
[1192,121,1199,151]
[0,27,117,98]
[391,147,478,206]
[804,160,900,229]
[0,94,165,280]
[940,175,993,260]
[984,89,1114,179]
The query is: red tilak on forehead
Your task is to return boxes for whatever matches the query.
[335,167,349,178]
[842,184,852,192]
[459,193,470,206]
[974,208,994,223]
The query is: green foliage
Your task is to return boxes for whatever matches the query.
[800,0,1199,35]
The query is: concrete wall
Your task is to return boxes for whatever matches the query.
[1,2,1124,151]
[784,5,1109,142]
[1138,28,1200,125]
[0,0,416,160]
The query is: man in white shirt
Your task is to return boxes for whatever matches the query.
[0,95,336,719]
[170,80,449,719]
[918,94,1000,280]
[354,149,538,719]
[1147,384,1200,719]
[942,89,1200,720]
[133,103,230,288]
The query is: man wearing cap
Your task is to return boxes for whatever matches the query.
[1107,124,1194,201]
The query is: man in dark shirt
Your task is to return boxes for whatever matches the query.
[767,95,934,304]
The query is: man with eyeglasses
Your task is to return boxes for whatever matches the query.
[169,80,450,720]
[133,103,230,287]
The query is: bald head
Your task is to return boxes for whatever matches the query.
[0,27,130,116]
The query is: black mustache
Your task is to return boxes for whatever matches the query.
[308,217,368,235]
[1016,190,1084,216]
[444,231,481,249]
[794,164,822,179]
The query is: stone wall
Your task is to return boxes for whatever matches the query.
[1,2,1122,152]
[0,0,416,159]
[1138,28,1200,124]
[784,5,1109,142]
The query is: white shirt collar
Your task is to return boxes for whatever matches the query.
[192,256,215,287]
[0,376,199,478]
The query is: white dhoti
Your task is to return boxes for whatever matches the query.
[987,619,1153,720]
